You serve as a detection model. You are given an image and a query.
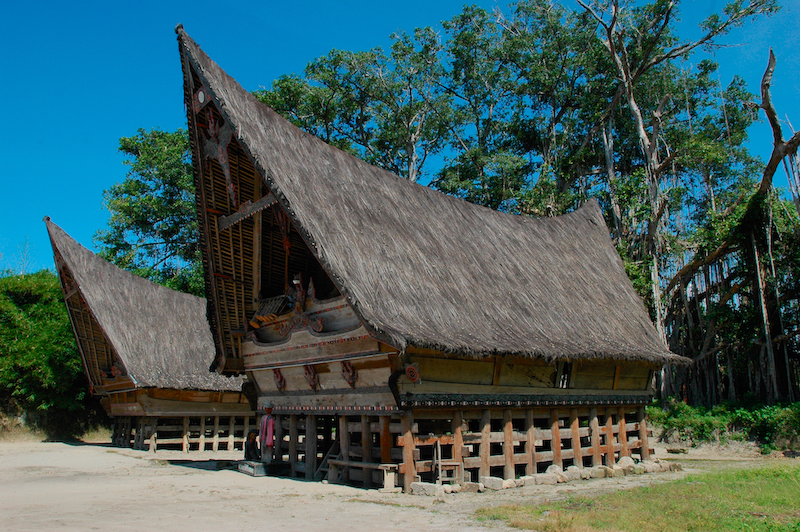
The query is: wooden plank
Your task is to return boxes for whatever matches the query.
[213,416,220,452]
[289,415,298,477]
[361,415,372,488]
[503,409,514,480]
[379,415,392,464]
[589,408,601,467]
[402,414,416,493]
[228,416,236,451]
[339,415,350,482]
[305,415,317,480]
[570,408,582,468]
[612,365,622,390]
[182,417,189,453]
[479,410,491,478]
[619,407,629,457]
[199,417,206,451]
[453,411,464,470]
[218,193,276,232]
[274,414,284,463]
[550,409,562,467]
[638,406,651,460]
[525,410,535,476]
[605,409,616,466]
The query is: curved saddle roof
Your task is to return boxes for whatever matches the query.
[177,27,683,365]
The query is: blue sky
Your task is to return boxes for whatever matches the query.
[0,0,797,273]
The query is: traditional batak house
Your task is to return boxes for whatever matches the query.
[46,219,253,452]
[176,26,684,491]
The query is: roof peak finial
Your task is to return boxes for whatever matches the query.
[175,23,184,35]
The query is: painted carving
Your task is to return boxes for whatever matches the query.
[273,368,286,391]
[341,361,357,388]
[278,314,323,337]
[405,363,422,384]
[304,365,319,391]
[201,108,235,206]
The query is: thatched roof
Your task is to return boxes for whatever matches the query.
[45,218,246,391]
[177,27,684,365]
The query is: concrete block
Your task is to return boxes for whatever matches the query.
[479,476,505,490]
[534,473,558,485]
[461,482,484,493]
[410,482,443,497]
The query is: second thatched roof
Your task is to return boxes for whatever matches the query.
[46,218,245,391]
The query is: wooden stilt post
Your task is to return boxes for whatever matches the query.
[589,407,601,467]
[379,415,392,464]
[361,414,372,487]
[338,415,350,483]
[618,407,629,457]
[305,415,317,480]
[570,408,582,468]
[182,417,189,453]
[289,415,298,477]
[550,409,562,468]
[605,408,616,466]
[228,416,235,451]
[243,416,250,446]
[274,414,284,463]
[402,413,416,493]
[637,406,651,460]
[452,411,464,479]
[479,409,491,479]
[503,409,514,480]
[525,409,536,476]
[212,416,220,452]
[199,417,206,452]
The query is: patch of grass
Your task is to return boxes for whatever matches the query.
[475,462,800,531]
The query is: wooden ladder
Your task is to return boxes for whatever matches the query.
[315,440,340,480]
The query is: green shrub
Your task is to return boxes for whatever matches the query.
[0,270,108,438]
[648,399,800,450]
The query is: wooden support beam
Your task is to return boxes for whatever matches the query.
[274,414,284,463]
[181,417,190,453]
[379,416,392,464]
[199,417,206,452]
[218,193,276,231]
[289,415,298,477]
[479,409,491,478]
[525,410,536,476]
[212,416,220,452]
[570,408,583,468]
[589,408,601,467]
[452,411,464,475]
[305,415,317,480]
[361,414,372,488]
[550,409,562,468]
[605,409,616,466]
[243,416,250,447]
[402,414,416,493]
[638,406,651,460]
[618,407,629,457]
[503,409,514,480]
[338,415,350,482]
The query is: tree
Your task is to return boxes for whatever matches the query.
[0,270,106,436]
[94,128,203,296]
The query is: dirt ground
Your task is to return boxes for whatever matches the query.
[0,437,780,532]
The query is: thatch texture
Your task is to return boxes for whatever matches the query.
[45,218,245,391]
[177,28,684,365]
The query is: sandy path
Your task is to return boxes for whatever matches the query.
[0,440,763,532]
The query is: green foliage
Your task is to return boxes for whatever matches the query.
[0,270,106,437]
[648,399,800,449]
[95,128,202,296]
